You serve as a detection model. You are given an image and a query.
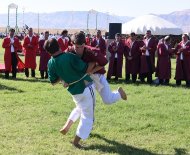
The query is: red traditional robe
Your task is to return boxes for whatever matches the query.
[57,37,69,52]
[107,40,125,78]
[23,35,38,69]
[81,46,108,74]
[2,37,25,72]
[85,37,91,46]
[174,41,190,81]
[140,37,157,74]
[156,43,172,79]
[91,37,106,56]
[124,39,141,74]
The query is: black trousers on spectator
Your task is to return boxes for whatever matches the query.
[140,56,153,84]
[12,52,18,78]
[40,70,48,79]
[5,52,18,79]
[126,74,137,83]
[25,68,35,77]
[176,80,190,87]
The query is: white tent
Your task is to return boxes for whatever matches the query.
[122,14,183,35]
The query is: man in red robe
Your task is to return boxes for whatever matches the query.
[124,32,141,83]
[23,27,38,78]
[57,29,69,52]
[174,34,190,87]
[139,30,157,84]
[85,33,92,46]
[156,36,172,85]
[2,28,24,79]
[91,30,106,56]
[107,33,125,81]
[39,31,51,79]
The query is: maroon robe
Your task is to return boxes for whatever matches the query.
[23,35,38,69]
[156,43,172,79]
[91,37,106,56]
[39,39,51,71]
[124,39,141,74]
[70,46,108,74]
[107,40,125,78]
[81,46,108,74]
[140,37,157,74]
[174,41,190,81]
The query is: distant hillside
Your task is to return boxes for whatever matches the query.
[159,9,190,32]
[1,9,190,33]
[0,11,132,30]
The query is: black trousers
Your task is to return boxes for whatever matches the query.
[12,52,18,78]
[25,68,35,77]
[176,80,190,87]
[140,56,153,84]
[40,70,48,79]
[5,52,18,78]
[126,74,137,83]
[159,79,169,85]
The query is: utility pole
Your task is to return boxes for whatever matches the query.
[38,12,39,35]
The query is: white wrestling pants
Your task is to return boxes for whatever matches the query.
[68,74,122,134]
[96,74,121,105]
[71,84,95,140]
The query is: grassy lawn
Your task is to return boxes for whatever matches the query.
[0,39,190,155]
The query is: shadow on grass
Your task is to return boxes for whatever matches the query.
[0,74,49,83]
[107,78,190,89]
[174,148,189,155]
[84,133,158,155]
[12,77,49,83]
[0,83,25,93]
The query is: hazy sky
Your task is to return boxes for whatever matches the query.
[0,0,190,17]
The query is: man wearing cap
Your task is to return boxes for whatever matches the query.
[23,27,38,78]
[156,36,172,85]
[91,30,106,56]
[2,28,24,79]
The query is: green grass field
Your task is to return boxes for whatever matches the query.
[0,39,190,155]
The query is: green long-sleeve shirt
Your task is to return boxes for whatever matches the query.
[48,53,92,95]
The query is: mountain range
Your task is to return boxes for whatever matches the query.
[0,9,190,32]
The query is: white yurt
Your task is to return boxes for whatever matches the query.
[122,14,183,35]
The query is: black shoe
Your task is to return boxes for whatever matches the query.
[114,77,118,81]
[107,77,111,80]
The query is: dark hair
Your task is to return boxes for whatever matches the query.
[115,33,121,37]
[9,28,15,32]
[146,30,151,33]
[72,32,86,45]
[130,32,136,37]
[45,31,49,34]
[44,38,59,54]
[61,29,68,35]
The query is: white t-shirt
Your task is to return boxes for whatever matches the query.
[10,37,14,53]
[145,38,151,56]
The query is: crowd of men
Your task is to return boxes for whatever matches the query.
[1,28,190,87]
